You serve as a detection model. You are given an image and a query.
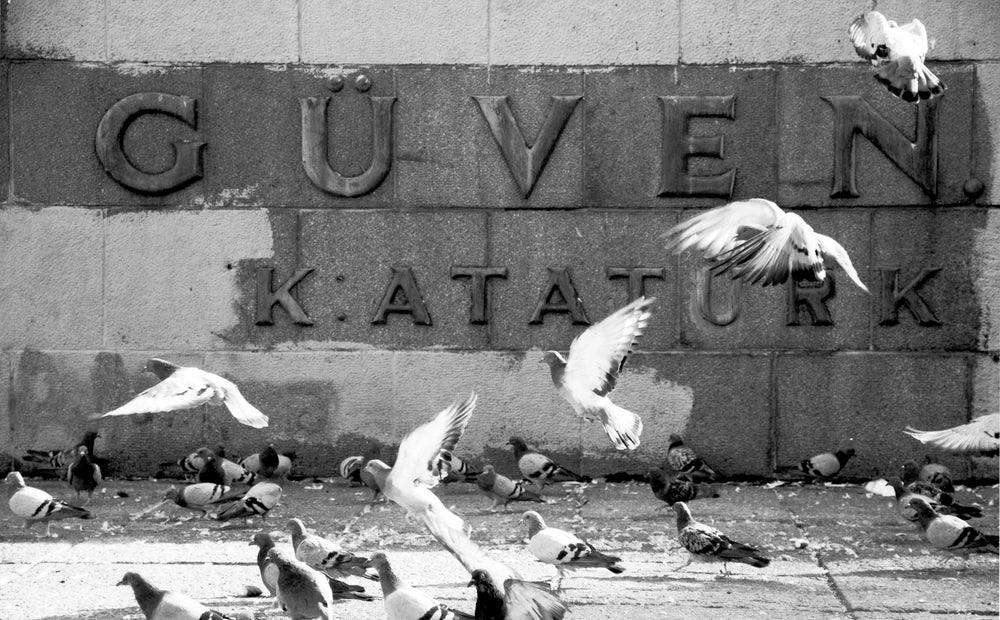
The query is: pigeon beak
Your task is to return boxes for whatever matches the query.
[115,578,127,587]
[467,578,475,588]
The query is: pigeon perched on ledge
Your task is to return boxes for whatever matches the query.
[664,199,868,292]
[849,11,945,102]
[541,296,654,450]
[93,358,269,428]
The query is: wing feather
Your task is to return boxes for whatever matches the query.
[211,373,270,428]
[664,199,784,258]
[816,233,868,293]
[98,373,216,417]
[850,11,890,61]
[387,393,478,491]
[904,414,1000,455]
[562,297,654,398]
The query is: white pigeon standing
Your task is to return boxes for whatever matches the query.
[368,551,473,620]
[5,471,93,537]
[849,11,945,102]
[904,413,1000,456]
[92,358,269,428]
[522,511,624,591]
[541,296,655,450]
[664,199,868,292]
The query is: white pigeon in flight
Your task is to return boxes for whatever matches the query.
[663,198,868,292]
[542,296,654,451]
[903,413,1000,456]
[92,358,269,428]
[849,11,945,102]
[363,393,478,544]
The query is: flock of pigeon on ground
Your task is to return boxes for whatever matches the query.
[3,10,1000,620]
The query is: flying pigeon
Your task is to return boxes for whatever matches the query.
[363,393,478,546]
[437,450,482,483]
[67,445,102,505]
[901,459,954,493]
[162,483,235,518]
[368,551,473,620]
[664,199,868,292]
[476,465,544,512]
[468,568,568,620]
[672,502,770,575]
[288,517,376,582]
[117,571,235,620]
[212,481,282,524]
[5,471,93,537]
[665,434,719,482]
[886,477,981,525]
[904,413,999,456]
[267,548,335,620]
[508,437,589,488]
[908,496,998,556]
[849,11,945,102]
[93,358,269,428]
[541,296,654,450]
[648,469,719,507]
[240,444,294,480]
[522,510,624,591]
[778,448,856,479]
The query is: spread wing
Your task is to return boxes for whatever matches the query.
[387,393,478,491]
[850,11,892,62]
[663,199,785,258]
[817,233,868,292]
[904,413,1000,455]
[97,369,217,417]
[563,297,654,397]
[504,578,569,620]
[711,211,823,286]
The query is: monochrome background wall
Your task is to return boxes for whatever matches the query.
[1,0,997,479]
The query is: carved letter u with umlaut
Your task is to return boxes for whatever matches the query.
[299,96,396,197]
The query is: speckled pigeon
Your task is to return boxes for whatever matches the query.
[672,502,770,575]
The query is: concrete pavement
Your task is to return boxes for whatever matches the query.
[0,477,996,619]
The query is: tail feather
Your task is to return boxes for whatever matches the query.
[600,403,643,451]
[721,542,770,568]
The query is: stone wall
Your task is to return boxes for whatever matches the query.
[1,0,997,480]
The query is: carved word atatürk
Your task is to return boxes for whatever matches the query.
[95,88,943,198]
[255,264,943,328]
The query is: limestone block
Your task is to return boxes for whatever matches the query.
[777,64,974,207]
[677,208,872,351]
[301,0,488,65]
[973,63,1000,206]
[0,207,103,349]
[583,65,777,208]
[5,0,106,60]
[489,210,677,352]
[491,0,680,65]
[107,0,297,63]
[872,210,989,351]
[775,353,969,478]
[10,62,204,206]
[202,65,396,208]
[297,210,490,349]
[104,210,277,350]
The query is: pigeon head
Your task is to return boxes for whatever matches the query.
[116,572,143,587]
[4,471,25,488]
[646,468,666,483]
[144,358,180,380]
[467,569,499,594]
[900,460,920,483]
[672,501,693,529]
[77,446,89,456]
[286,518,308,537]
[668,433,684,447]
[161,486,180,501]
[885,477,906,499]
[907,496,937,518]
[366,551,390,571]
[250,531,274,549]
[508,436,528,450]
[540,351,566,368]
[522,510,546,537]
[196,446,217,459]
[363,460,392,488]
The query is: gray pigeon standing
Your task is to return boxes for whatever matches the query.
[267,548,335,620]
[672,502,770,575]
[540,296,654,450]
[117,572,235,619]
[67,445,102,505]
[368,551,473,620]
[477,465,544,512]
[508,437,589,489]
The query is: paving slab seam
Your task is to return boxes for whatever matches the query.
[0,541,82,588]
[775,488,860,620]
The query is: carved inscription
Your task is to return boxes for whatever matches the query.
[95,92,205,194]
[695,267,741,326]
[300,95,396,197]
[607,267,666,302]
[451,266,508,324]
[473,95,582,198]
[879,267,942,326]
[787,277,835,326]
[823,96,938,198]
[372,266,432,325]
[255,267,314,326]
[529,267,590,325]
[657,95,736,198]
